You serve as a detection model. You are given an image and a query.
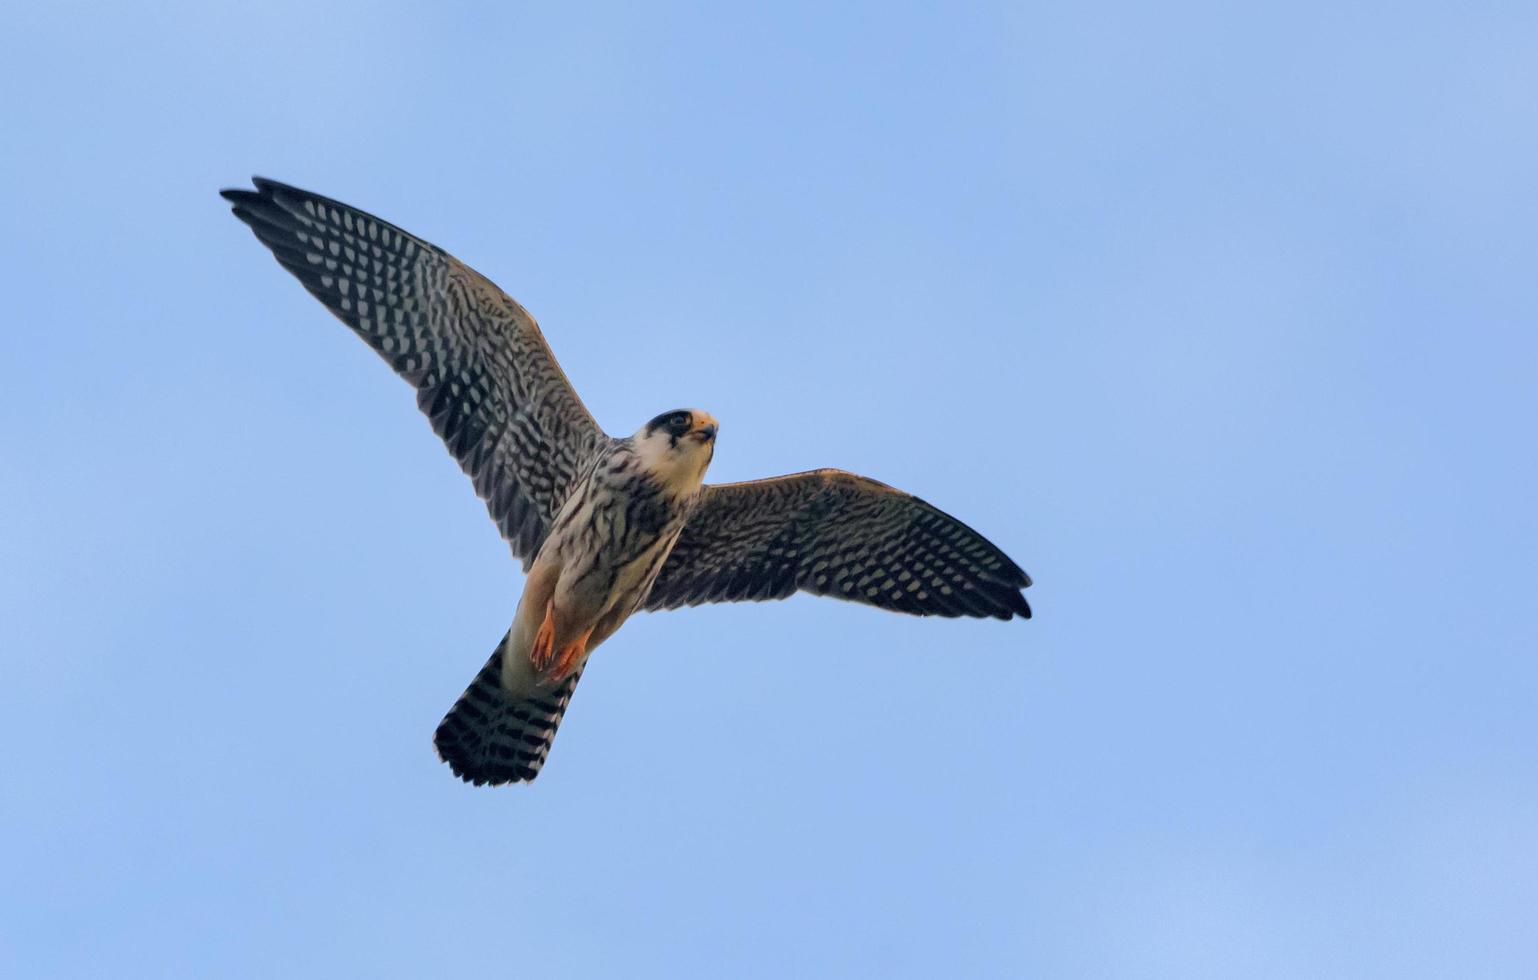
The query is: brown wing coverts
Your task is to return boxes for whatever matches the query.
[221,178,604,566]
[646,470,1032,620]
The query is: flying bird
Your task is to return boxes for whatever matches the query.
[221,178,1032,786]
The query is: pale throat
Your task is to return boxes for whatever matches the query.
[633,433,713,496]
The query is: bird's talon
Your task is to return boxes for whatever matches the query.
[546,626,594,683]
[530,598,557,670]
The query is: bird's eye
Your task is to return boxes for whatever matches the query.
[645,411,693,436]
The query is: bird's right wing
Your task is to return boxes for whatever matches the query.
[221,178,606,566]
[644,469,1032,620]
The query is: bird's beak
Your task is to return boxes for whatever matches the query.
[696,423,717,441]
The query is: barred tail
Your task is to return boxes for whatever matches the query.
[433,636,584,786]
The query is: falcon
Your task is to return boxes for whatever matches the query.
[221,178,1032,786]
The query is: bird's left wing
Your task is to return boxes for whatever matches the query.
[644,470,1031,620]
[221,178,606,567]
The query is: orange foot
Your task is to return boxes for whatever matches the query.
[548,626,594,683]
[529,598,557,671]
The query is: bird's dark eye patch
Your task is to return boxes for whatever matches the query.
[646,410,693,436]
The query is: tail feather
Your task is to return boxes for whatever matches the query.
[434,635,584,786]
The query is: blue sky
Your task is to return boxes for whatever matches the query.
[3,2,1535,976]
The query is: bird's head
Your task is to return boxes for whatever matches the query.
[633,408,718,492]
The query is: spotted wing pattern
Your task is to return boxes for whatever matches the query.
[644,470,1032,620]
[221,178,605,566]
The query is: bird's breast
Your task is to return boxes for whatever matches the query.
[541,449,698,609]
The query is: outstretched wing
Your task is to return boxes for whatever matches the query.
[221,178,606,566]
[644,470,1031,620]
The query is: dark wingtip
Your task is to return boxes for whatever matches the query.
[221,177,294,204]
[219,177,269,201]
[1008,587,1033,620]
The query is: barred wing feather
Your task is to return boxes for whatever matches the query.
[221,178,605,566]
[645,470,1031,620]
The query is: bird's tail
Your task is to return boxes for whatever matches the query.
[434,634,584,786]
